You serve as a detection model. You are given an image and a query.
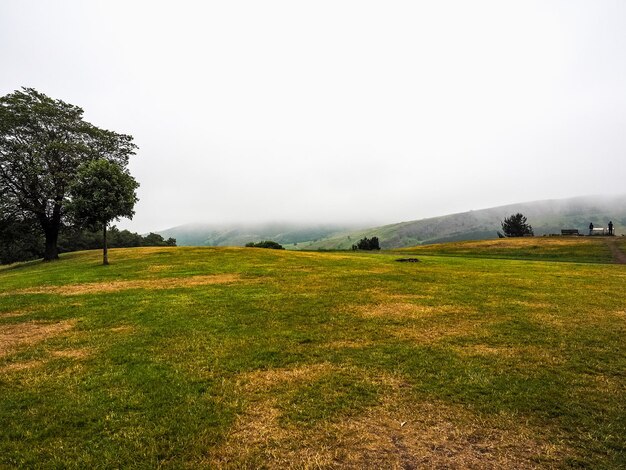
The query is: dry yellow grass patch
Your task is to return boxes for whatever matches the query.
[209,365,567,469]
[319,401,565,469]
[336,301,479,345]
[12,273,242,296]
[526,312,567,329]
[363,267,394,274]
[239,363,336,392]
[353,302,473,320]
[110,325,136,334]
[109,247,177,258]
[325,339,374,350]
[364,288,436,305]
[145,264,172,273]
[452,344,565,365]
[0,359,44,372]
[290,252,355,261]
[0,308,33,318]
[50,348,90,359]
[0,347,90,373]
[389,318,480,344]
[441,237,596,251]
[0,320,76,358]
[510,300,553,309]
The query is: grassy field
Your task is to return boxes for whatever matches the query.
[1,243,625,468]
[398,236,621,264]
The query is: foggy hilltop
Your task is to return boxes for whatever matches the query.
[158,194,626,250]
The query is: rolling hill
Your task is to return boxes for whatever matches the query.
[294,194,626,250]
[156,195,626,250]
[156,222,361,247]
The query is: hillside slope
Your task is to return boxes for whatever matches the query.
[157,222,359,247]
[297,194,626,250]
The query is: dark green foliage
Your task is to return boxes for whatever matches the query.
[0,222,176,264]
[245,240,284,249]
[0,215,43,264]
[0,88,137,260]
[68,159,139,264]
[501,213,534,237]
[68,160,139,230]
[142,232,176,247]
[351,236,380,250]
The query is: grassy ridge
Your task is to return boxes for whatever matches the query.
[398,236,618,263]
[1,246,625,467]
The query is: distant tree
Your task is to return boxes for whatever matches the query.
[352,236,381,250]
[501,213,534,237]
[114,229,144,248]
[245,240,284,249]
[142,232,176,247]
[68,159,139,265]
[0,88,137,261]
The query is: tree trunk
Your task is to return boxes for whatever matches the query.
[103,224,109,265]
[43,224,60,261]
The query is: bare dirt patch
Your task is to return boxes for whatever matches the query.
[12,273,242,296]
[0,320,76,358]
[209,365,567,468]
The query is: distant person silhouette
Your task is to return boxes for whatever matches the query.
[589,222,594,235]
[608,221,614,236]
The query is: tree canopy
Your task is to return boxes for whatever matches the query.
[68,159,139,265]
[0,88,137,260]
[352,236,381,250]
[501,213,534,237]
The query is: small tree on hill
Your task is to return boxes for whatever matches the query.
[501,213,534,237]
[352,236,381,250]
[68,159,139,265]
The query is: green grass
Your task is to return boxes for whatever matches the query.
[1,244,625,467]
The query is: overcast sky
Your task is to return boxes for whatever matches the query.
[2,1,625,233]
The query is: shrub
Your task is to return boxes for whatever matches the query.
[351,236,381,250]
[245,240,284,250]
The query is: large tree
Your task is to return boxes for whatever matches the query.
[68,159,139,265]
[0,88,136,261]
